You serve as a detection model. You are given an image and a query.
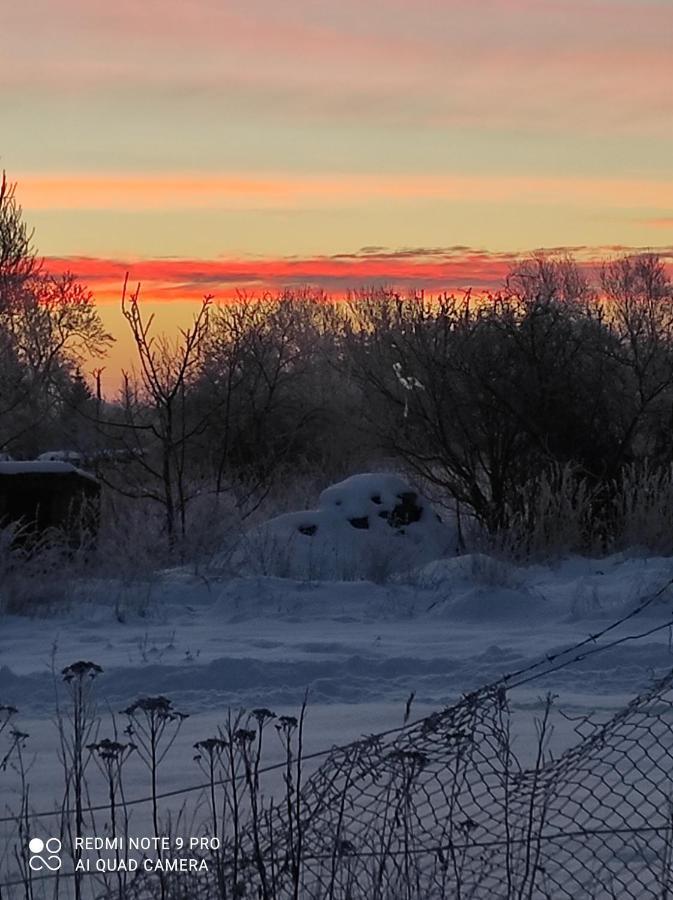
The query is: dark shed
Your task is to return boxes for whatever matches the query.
[0,462,100,545]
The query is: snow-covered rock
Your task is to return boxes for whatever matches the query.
[231,473,458,581]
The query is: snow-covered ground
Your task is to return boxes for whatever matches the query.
[2,543,673,896]
[2,551,672,754]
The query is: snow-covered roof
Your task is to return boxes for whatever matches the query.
[0,461,98,482]
[37,450,84,463]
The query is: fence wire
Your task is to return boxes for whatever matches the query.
[5,672,673,898]
[6,589,673,898]
[218,671,673,899]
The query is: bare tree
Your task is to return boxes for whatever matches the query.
[0,170,37,304]
[340,268,624,538]
[102,277,212,548]
[194,293,327,496]
[341,289,532,533]
[0,173,112,455]
[601,253,673,468]
[505,253,595,306]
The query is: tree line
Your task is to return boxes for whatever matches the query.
[2,171,672,554]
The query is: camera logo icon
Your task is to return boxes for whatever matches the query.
[28,838,62,872]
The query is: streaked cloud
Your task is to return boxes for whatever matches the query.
[16,171,673,212]
[640,218,673,230]
[45,248,517,300]
[45,244,673,306]
[4,0,672,136]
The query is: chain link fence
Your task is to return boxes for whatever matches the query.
[4,670,673,898]
[221,672,673,899]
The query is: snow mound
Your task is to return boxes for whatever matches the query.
[231,473,458,581]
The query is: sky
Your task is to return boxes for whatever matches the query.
[2,0,673,391]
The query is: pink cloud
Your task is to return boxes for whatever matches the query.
[4,0,671,135]
[44,244,673,306]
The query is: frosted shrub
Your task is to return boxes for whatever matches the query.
[476,462,673,562]
[613,463,673,555]
[479,465,597,561]
[0,524,84,615]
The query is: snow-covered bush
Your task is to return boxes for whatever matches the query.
[229,472,458,581]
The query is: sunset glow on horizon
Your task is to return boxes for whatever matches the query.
[3,0,672,392]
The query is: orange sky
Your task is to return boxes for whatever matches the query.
[3,0,672,392]
[18,172,673,212]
